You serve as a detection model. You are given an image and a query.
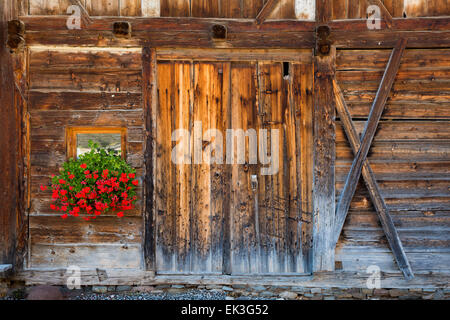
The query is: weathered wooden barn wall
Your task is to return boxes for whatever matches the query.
[331,0,449,19]
[335,48,450,273]
[153,50,314,275]
[23,0,450,18]
[24,0,315,19]
[28,47,145,269]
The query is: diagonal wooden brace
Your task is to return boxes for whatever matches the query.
[255,0,280,25]
[333,79,414,280]
[333,39,409,276]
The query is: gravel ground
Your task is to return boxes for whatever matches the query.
[71,289,277,300]
[1,288,279,300]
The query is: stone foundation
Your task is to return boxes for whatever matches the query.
[2,282,448,300]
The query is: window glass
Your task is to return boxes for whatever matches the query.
[76,133,122,157]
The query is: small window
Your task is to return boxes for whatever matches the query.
[66,127,127,159]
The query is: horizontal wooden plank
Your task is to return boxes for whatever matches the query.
[336,49,450,71]
[337,69,450,82]
[30,215,143,244]
[30,110,144,127]
[156,48,313,62]
[20,16,450,48]
[336,246,450,272]
[30,49,142,70]
[336,180,450,198]
[30,243,142,268]
[29,70,142,92]
[29,197,144,217]
[29,91,142,111]
[339,102,450,119]
[336,141,450,161]
[336,121,450,142]
[13,270,450,288]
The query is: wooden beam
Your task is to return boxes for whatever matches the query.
[255,0,280,25]
[333,38,407,250]
[142,47,156,271]
[13,269,449,288]
[332,79,414,280]
[19,16,450,49]
[312,46,336,272]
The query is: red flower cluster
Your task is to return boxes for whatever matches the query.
[41,163,139,221]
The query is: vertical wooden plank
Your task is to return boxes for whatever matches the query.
[404,0,428,17]
[173,61,192,272]
[142,47,155,270]
[29,0,72,15]
[279,0,296,19]
[141,0,160,16]
[243,0,265,18]
[332,0,348,19]
[220,0,242,18]
[347,0,361,18]
[191,63,215,272]
[392,0,404,17]
[312,47,336,272]
[208,62,228,274]
[85,0,120,16]
[191,0,220,17]
[383,0,394,16]
[160,0,190,16]
[120,0,141,16]
[316,0,332,22]
[0,0,17,266]
[229,62,258,274]
[298,63,314,273]
[284,62,302,273]
[155,61,176,272]
[221,62,232,275]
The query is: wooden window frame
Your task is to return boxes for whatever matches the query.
[66,127,127,160]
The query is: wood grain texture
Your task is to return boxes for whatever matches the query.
[334,39,407,249]
[312,47,336,272]
[333,79,414,279]
[28,48,144,269]
[335,47,450,275]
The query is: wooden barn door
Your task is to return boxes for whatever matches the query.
[153,53,313,275]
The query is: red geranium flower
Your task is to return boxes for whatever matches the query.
[80,163,87,169]
[132,180,139,186]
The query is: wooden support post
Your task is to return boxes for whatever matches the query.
[333,38,407,249]
[255,0,280,25]
[332,79,414,280]
[312,46,336,272]
[142,47,156,272]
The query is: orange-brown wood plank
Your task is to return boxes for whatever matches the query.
[160,0,190,16]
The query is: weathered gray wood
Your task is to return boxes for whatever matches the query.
[312,47,336,272]
[333,39,407,252]
[142,46,156,271]
[12,269,449,288]
[333,79,414,280]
